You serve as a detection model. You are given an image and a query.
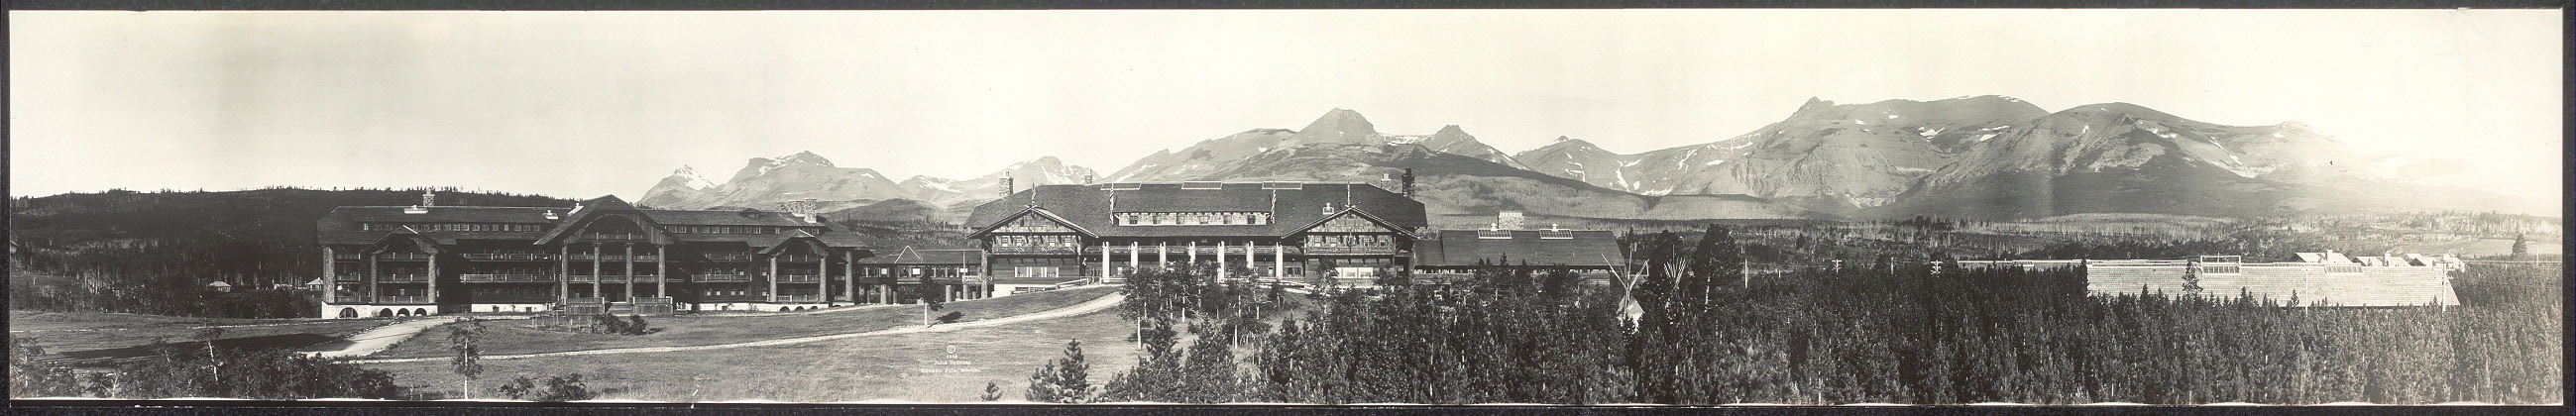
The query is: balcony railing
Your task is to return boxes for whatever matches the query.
[695,273,754,282]
[632,255,662,261]
[699,294,764,302]
[586,233,643,241]
[459,273,552,283]
[374,295,432,304]
[378,274,431,283]
[1302,246,1400,255]
[775,256,824,263]
[989,246,1078,255]
[376,254,434,260]
[463,253,556,260]
[566,255,628,261]
[701,254,754,261]
[334,254,364,260]
[773,294,823,303]
[334,274,365,282]
[776,274,824,283]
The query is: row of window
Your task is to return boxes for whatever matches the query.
[662,225,788,235]
[1116,212,1274,226]
[361,223,547,232]
[995,216,1075,233]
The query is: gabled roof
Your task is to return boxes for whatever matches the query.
[855,246,985,264]
[1283,208,1419,239]
[366,228,443,254]
[964,182,1426,238]
[316,195,871,250]
[965,207,1098,238]
[1413,229,1624,267]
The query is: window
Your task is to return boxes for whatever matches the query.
[2199,265,2241,274]
[2324,265,2362,273]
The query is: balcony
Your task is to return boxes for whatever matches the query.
[459,273,553,283]
[463,253,556,260]
[776,274,824,283]
[378,274,431,283]
[695,274,754,282]
[1302,246,1400,255]
[775,255,824,263]
[773,294,823,303]
[586,233,644,241]
[376,254,434,260]
[374,295,433,304]
[566,254,628,261]
[989,246,1078,255]
[333,254,364,260]
[334,274,365,282]
[632,255,662,261]
[701,254,754,261]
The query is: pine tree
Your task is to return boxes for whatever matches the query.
[448,317,487,399]
[2510,234,2528,259]
[1025,339,1094,403]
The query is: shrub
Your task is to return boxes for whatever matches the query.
[496,373,596,402]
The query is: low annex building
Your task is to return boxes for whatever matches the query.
[1411,222,1626,285]
[314,191,889,318]
[1976,251,2464,307]
[964,178,1428,285]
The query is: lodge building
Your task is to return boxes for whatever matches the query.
[964,179,1429,285]
[313,192,947,318]
[1410,224,1627,285]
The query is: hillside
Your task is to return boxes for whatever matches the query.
[640,152,1095,213]
[8,188,574,317]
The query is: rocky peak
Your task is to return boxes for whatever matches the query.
[1292,108,1380,144]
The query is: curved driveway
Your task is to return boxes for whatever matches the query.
[343,293,1123,364]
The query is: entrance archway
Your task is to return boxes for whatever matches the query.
[339,307,359,318]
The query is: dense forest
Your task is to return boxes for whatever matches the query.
[8,187,573,318]
[1029,227,2563,404]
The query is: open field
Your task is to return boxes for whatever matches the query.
[368,286,1117,360]
[9,310,393,353]
[363,308,1145,401]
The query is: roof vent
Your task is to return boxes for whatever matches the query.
[402,205,428,214]
[1320,202,1336,215]
[543,210,559,220]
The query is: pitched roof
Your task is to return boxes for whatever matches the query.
[855,246,985,264]
[965,182,1425,238]
[316,195,870,249]
[1413,229,1624,267]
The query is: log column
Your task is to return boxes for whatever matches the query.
[368,252,381,303]
[557,245,571,303]
[322,247,337,304]
[843,251,856,303]
[1274,240,1286,277]
[816,250,830,302]
[589,244,603,299]
[655,246,667,298]
[767,253,780,303]
[622,244,635,301]
[1098,242,1112,283]
[426,251,440,308]
[1216,241,1228,279]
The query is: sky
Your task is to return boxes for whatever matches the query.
[10,9,2563,201]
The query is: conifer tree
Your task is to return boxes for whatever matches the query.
[1025,339,1094,403]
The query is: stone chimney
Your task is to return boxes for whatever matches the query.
[421,189,437,207]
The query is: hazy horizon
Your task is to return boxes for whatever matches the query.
[11,10,2562,204]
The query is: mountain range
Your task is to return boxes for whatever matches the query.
[638,96,2545,226]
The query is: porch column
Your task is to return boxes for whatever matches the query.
[1098,241,1112,282]
[1128,241,1140,277]
[1275,240,1287,277]
[557,245,570,303]
[622,244,635,301]
[322,247,337,304]
[844,251,856,304]
[1189,242,1198,263]
[1216,241,1228,279]
[1159,243,1169,265]
[767,254,780,303]
[655,246,667,298]
[817,251,830,302]
[1244,240,1256,275]
[589,244,603,299]
[368,253,381,303]
[426,252,440,307]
